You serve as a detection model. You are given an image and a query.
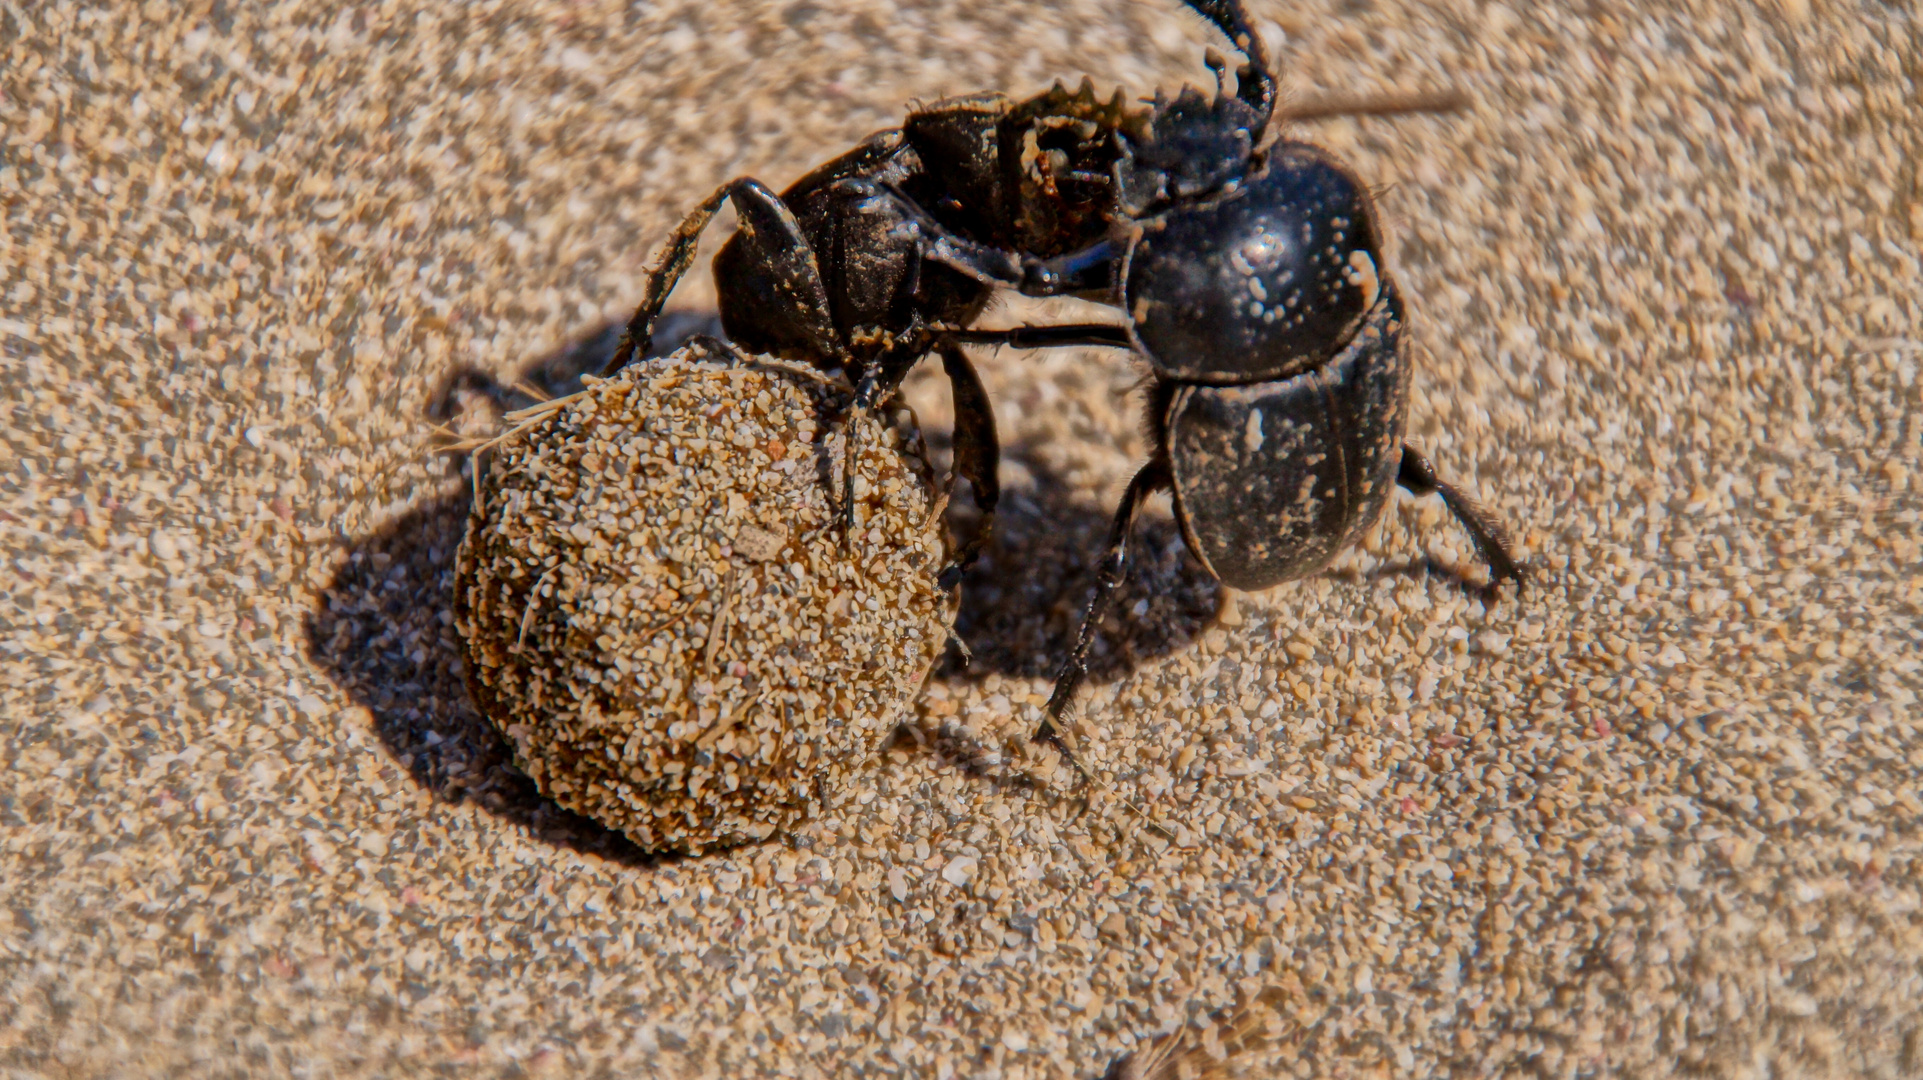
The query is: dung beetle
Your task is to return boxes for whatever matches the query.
[606,0,1520,755]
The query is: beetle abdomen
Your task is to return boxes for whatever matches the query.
[1166,285,1409,590]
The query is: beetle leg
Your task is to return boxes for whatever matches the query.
[835,176,1116,297]
[836,340,933,549]
[1038,458,1173,747]
[840,367,885,550]
[605,177,842,376]
[933,341,1001,589]
[1397,444,1522,590]
[950,324,1134,350]
[924,228,1116,297]
[927,326,1137,590]
[1181,0,1277,131]
[604,184,729,375]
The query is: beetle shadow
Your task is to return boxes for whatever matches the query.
[1354,553,1514,601]
[930,448,1223,687]
[879,720,1051,796]
[305,312,730,868]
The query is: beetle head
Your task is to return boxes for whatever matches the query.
[1122,141,1382,385]
[1114,86,1262,218]
[1116,0,1277,219]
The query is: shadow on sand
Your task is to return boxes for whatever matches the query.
[930,454,1221,687]
[315,314,1508,859]
[304,491,663,865]
[302,317,726,866]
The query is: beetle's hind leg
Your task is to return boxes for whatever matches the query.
[926,326,1136,589]
[1396,444,1521,591]
[837,176,1117,297]
[837,342,932,550]
[604,177,842,376]
[1039,458,1172,749]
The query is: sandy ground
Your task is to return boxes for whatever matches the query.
[3,0,1921,1076]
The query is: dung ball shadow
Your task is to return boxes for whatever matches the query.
[304,315,723,866]
[304,492,659,865]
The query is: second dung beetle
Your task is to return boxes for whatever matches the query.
[606,0,1523,758]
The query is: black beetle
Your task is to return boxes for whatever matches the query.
[607,0,1520,754]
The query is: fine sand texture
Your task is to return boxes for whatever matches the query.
[3,0,1920,1076]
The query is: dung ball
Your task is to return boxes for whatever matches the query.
[454,342,954,854]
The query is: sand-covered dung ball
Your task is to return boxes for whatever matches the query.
[455,342,954,853]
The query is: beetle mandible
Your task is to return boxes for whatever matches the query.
[606,0,1521,758]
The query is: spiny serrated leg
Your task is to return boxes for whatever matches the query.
[1182,0,1276,123]
[934,341,1001,589]
[1397,444,1521,590]
[1038,458,1172,750]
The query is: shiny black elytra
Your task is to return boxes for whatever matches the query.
[606,0,1521,759]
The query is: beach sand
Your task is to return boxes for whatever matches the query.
[2,0,1919,1075]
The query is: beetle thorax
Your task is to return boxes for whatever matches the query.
[1123,140,1382,385]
